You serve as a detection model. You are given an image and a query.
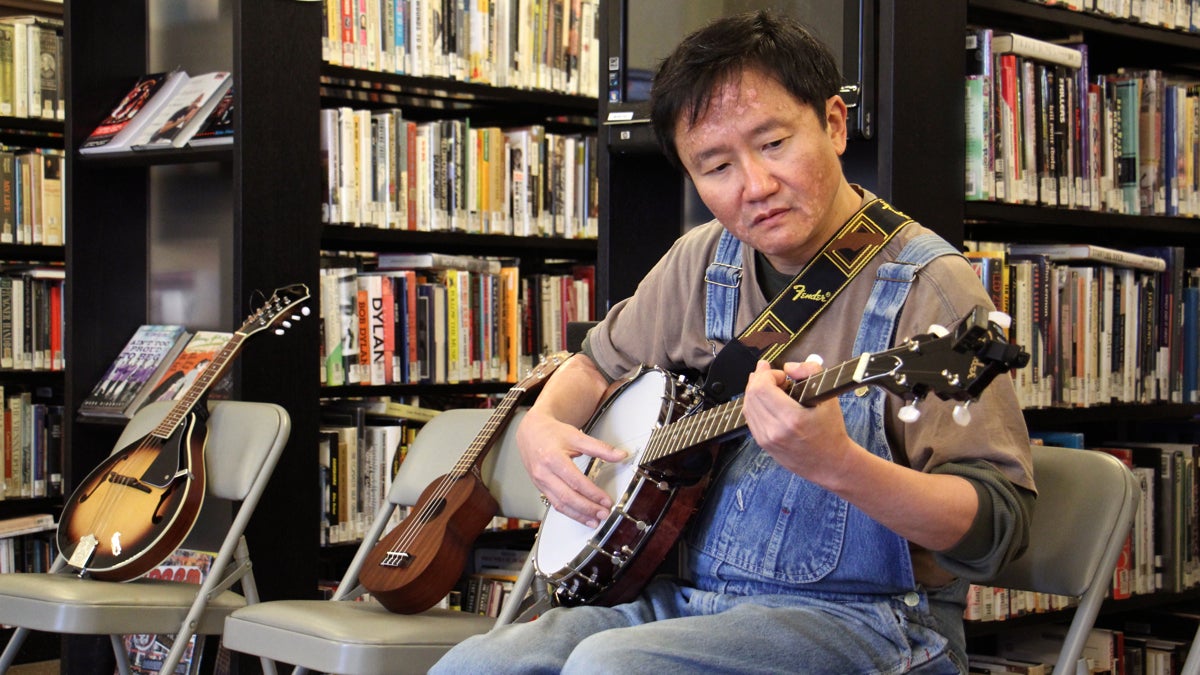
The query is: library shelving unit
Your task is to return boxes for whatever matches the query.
[0,0,66,667]
[61,1,321,670]
[315,23,600,571]
[956,0,1200,652]
[58,3,596,669]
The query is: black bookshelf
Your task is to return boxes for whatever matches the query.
[63,9,322,675]
[0,3,67,666]
[322,225,597,257]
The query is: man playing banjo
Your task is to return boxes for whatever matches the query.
[433,11,1034,674]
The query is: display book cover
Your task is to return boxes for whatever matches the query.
[129,71,233,150]
[120,547,216,675]
[78,325,191,419]
[185,86,233,147]
[78,69,188,155]
[130,330,234,418]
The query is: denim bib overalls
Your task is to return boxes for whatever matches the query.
[689,229,963,599]
[431,229,972,675]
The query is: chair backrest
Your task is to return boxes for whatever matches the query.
[988,445,1139,674]
[118,400,292,502]
[389,407,543,522]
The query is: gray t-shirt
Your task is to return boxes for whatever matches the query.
[584,189,1034,582]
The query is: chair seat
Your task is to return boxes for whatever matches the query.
[223,600,497,674]
[0,573,246,635]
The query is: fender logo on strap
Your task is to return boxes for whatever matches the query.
[790,284,833,303]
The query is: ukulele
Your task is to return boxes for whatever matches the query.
[57,284,311,581]
[360,351,571,614]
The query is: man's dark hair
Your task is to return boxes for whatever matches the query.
[649,10,844,169]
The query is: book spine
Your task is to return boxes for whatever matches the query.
[993,33,1084,69]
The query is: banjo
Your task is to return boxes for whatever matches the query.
[533,306,1029,606]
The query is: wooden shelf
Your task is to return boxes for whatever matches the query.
[964,202,1200,250]
[1023,403,1200,428]
[0,0,61,17]
[0,244,64,263]
[320,64,596,110]
[967,0,1200,73]
[322,225,596,258]
[74,144,234,167]
[967,588,1200,639]
[320,381,516,399]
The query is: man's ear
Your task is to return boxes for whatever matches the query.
[825,95,849,154]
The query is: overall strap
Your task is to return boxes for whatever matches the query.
[851,232,964,357]
[704,229,743,343]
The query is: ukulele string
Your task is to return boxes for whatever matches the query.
[384,372,545,554]
[386,402,515,555]
[379,355,561,557]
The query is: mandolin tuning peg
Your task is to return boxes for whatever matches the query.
[988,311,1012,331]
[897,402,921,423]
[952,401,972,426]
[274,328,285,336]
[291,314,302,321]
[926,324,949,338]
[282,320,293,329]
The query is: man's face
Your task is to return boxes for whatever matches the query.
[675,68,852,272]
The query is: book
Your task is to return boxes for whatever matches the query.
[964,27,993,202]
[375,251,501,274]
[967,653,1048,675]
[380,401,441,423]
[1028,430,1084,448]
[78,70,189,155]
[0,512,53,537]
[129,71,232,149]
[78,325,190,419]
[135,330,234,414]
[121,547,215,675]
[186,86,233,147]
[990,32,1083,69]
[1004,243,1167,272]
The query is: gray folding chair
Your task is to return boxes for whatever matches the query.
[986,444,1140,675]
[222,407,546,675]
[0,400,290,675]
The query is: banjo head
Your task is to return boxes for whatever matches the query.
[534,368,679,580]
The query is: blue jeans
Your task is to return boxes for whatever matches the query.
[431,578,963,674]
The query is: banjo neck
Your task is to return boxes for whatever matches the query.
[640,354,867,468]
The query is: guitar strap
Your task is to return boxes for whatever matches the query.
[702,197,913,402]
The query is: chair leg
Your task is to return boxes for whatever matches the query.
[1181,636,1200,675]
[158,631,195,675]
[109,635,133,675]
[0,627,30,672]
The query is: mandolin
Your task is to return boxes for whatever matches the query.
[57,284,310,581]
[360,351,571,614]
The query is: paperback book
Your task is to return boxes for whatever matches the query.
[134,330,234,415]
[130,71,233,149]
[78,325,190,419]
[0,513,53,537]
[186,87,233,147]
[79,70,189,155]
